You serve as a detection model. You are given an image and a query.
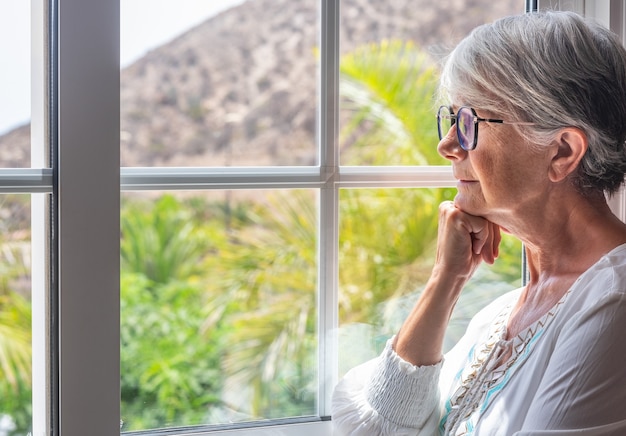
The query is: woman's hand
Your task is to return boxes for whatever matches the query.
[434,201,501,281]
[393,202,501,366]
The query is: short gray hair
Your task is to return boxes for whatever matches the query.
[439,10,626,195]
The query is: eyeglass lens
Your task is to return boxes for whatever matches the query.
[457,108,475,150]
[437,106,475,151]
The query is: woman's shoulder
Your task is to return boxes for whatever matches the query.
[574,242,626,296]
[558,242,626,319]
[601,241,626,276]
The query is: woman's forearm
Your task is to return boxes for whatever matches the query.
[393,267,469,366]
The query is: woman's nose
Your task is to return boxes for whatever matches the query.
[437,127,466,161]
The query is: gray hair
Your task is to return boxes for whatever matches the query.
[439,10,626,195]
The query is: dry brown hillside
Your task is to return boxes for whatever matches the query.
[0,0,521,167]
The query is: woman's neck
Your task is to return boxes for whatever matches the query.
[504,191,626,339]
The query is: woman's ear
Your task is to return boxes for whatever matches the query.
[548,127,588,183]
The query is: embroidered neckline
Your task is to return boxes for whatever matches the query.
[441,287,573,435]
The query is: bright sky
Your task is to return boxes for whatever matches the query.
[0,2,30,135]
[0,0,245,135]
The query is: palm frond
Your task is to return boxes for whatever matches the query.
[340,40,445,165]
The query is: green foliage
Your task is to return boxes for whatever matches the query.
[202,192,317,419]
[120,273,223,430]
[0,196,33,435]
[119,194,271,429]
[0,293,31,389]
[120,195,209,284]
[0,292,32,435]
[119,195,236,430]
[339,187,454,323]
[340,40,446,165]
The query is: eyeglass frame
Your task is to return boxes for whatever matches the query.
[437,105,535,151]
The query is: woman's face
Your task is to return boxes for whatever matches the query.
[437,105,552,225]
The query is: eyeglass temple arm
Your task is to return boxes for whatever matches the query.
[476,116,535,126]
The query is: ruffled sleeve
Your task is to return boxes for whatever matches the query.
[332,338,443,436]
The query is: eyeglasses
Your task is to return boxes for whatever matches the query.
[437,106,534,151]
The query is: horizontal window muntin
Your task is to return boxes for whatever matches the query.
[119,166,455,191]
[0,166,455,194]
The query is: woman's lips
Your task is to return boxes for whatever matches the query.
[457,179,478,186]
[453,169,478,186]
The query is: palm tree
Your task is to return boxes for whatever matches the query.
[202,192,317,419]
[340,39,447,166]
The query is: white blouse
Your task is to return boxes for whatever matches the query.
[332,244,626,435]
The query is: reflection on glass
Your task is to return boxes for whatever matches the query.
[120,190,318,431]
[0,3,31,167]
[0,195,32,434]
[338,0,521,165]
[337,188,522,376]
[120,0,318,167]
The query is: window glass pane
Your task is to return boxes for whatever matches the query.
[0,195,32,433]
[337,188,522,375]
[0,3,30,167]
[120,190,318,431]
[120,0,318,167]
[338,1,522,166]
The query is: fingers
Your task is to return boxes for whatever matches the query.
[468,217,490,255]
[438,201,501,268]
[468,219,501,264]
[491,223,501,260]
[477,221,500,264]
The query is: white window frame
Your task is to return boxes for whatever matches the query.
[2,0,618,435]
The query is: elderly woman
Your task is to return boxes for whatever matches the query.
[332,10,626,436]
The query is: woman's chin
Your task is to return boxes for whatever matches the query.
[453,195,497,221]
[453,195,480,215]
[453,195,512,233]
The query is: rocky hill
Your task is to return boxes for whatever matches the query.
[0,0,520,167]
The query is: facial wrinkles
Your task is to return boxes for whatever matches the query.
[467,123,525,214]
[495,127,552,218]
